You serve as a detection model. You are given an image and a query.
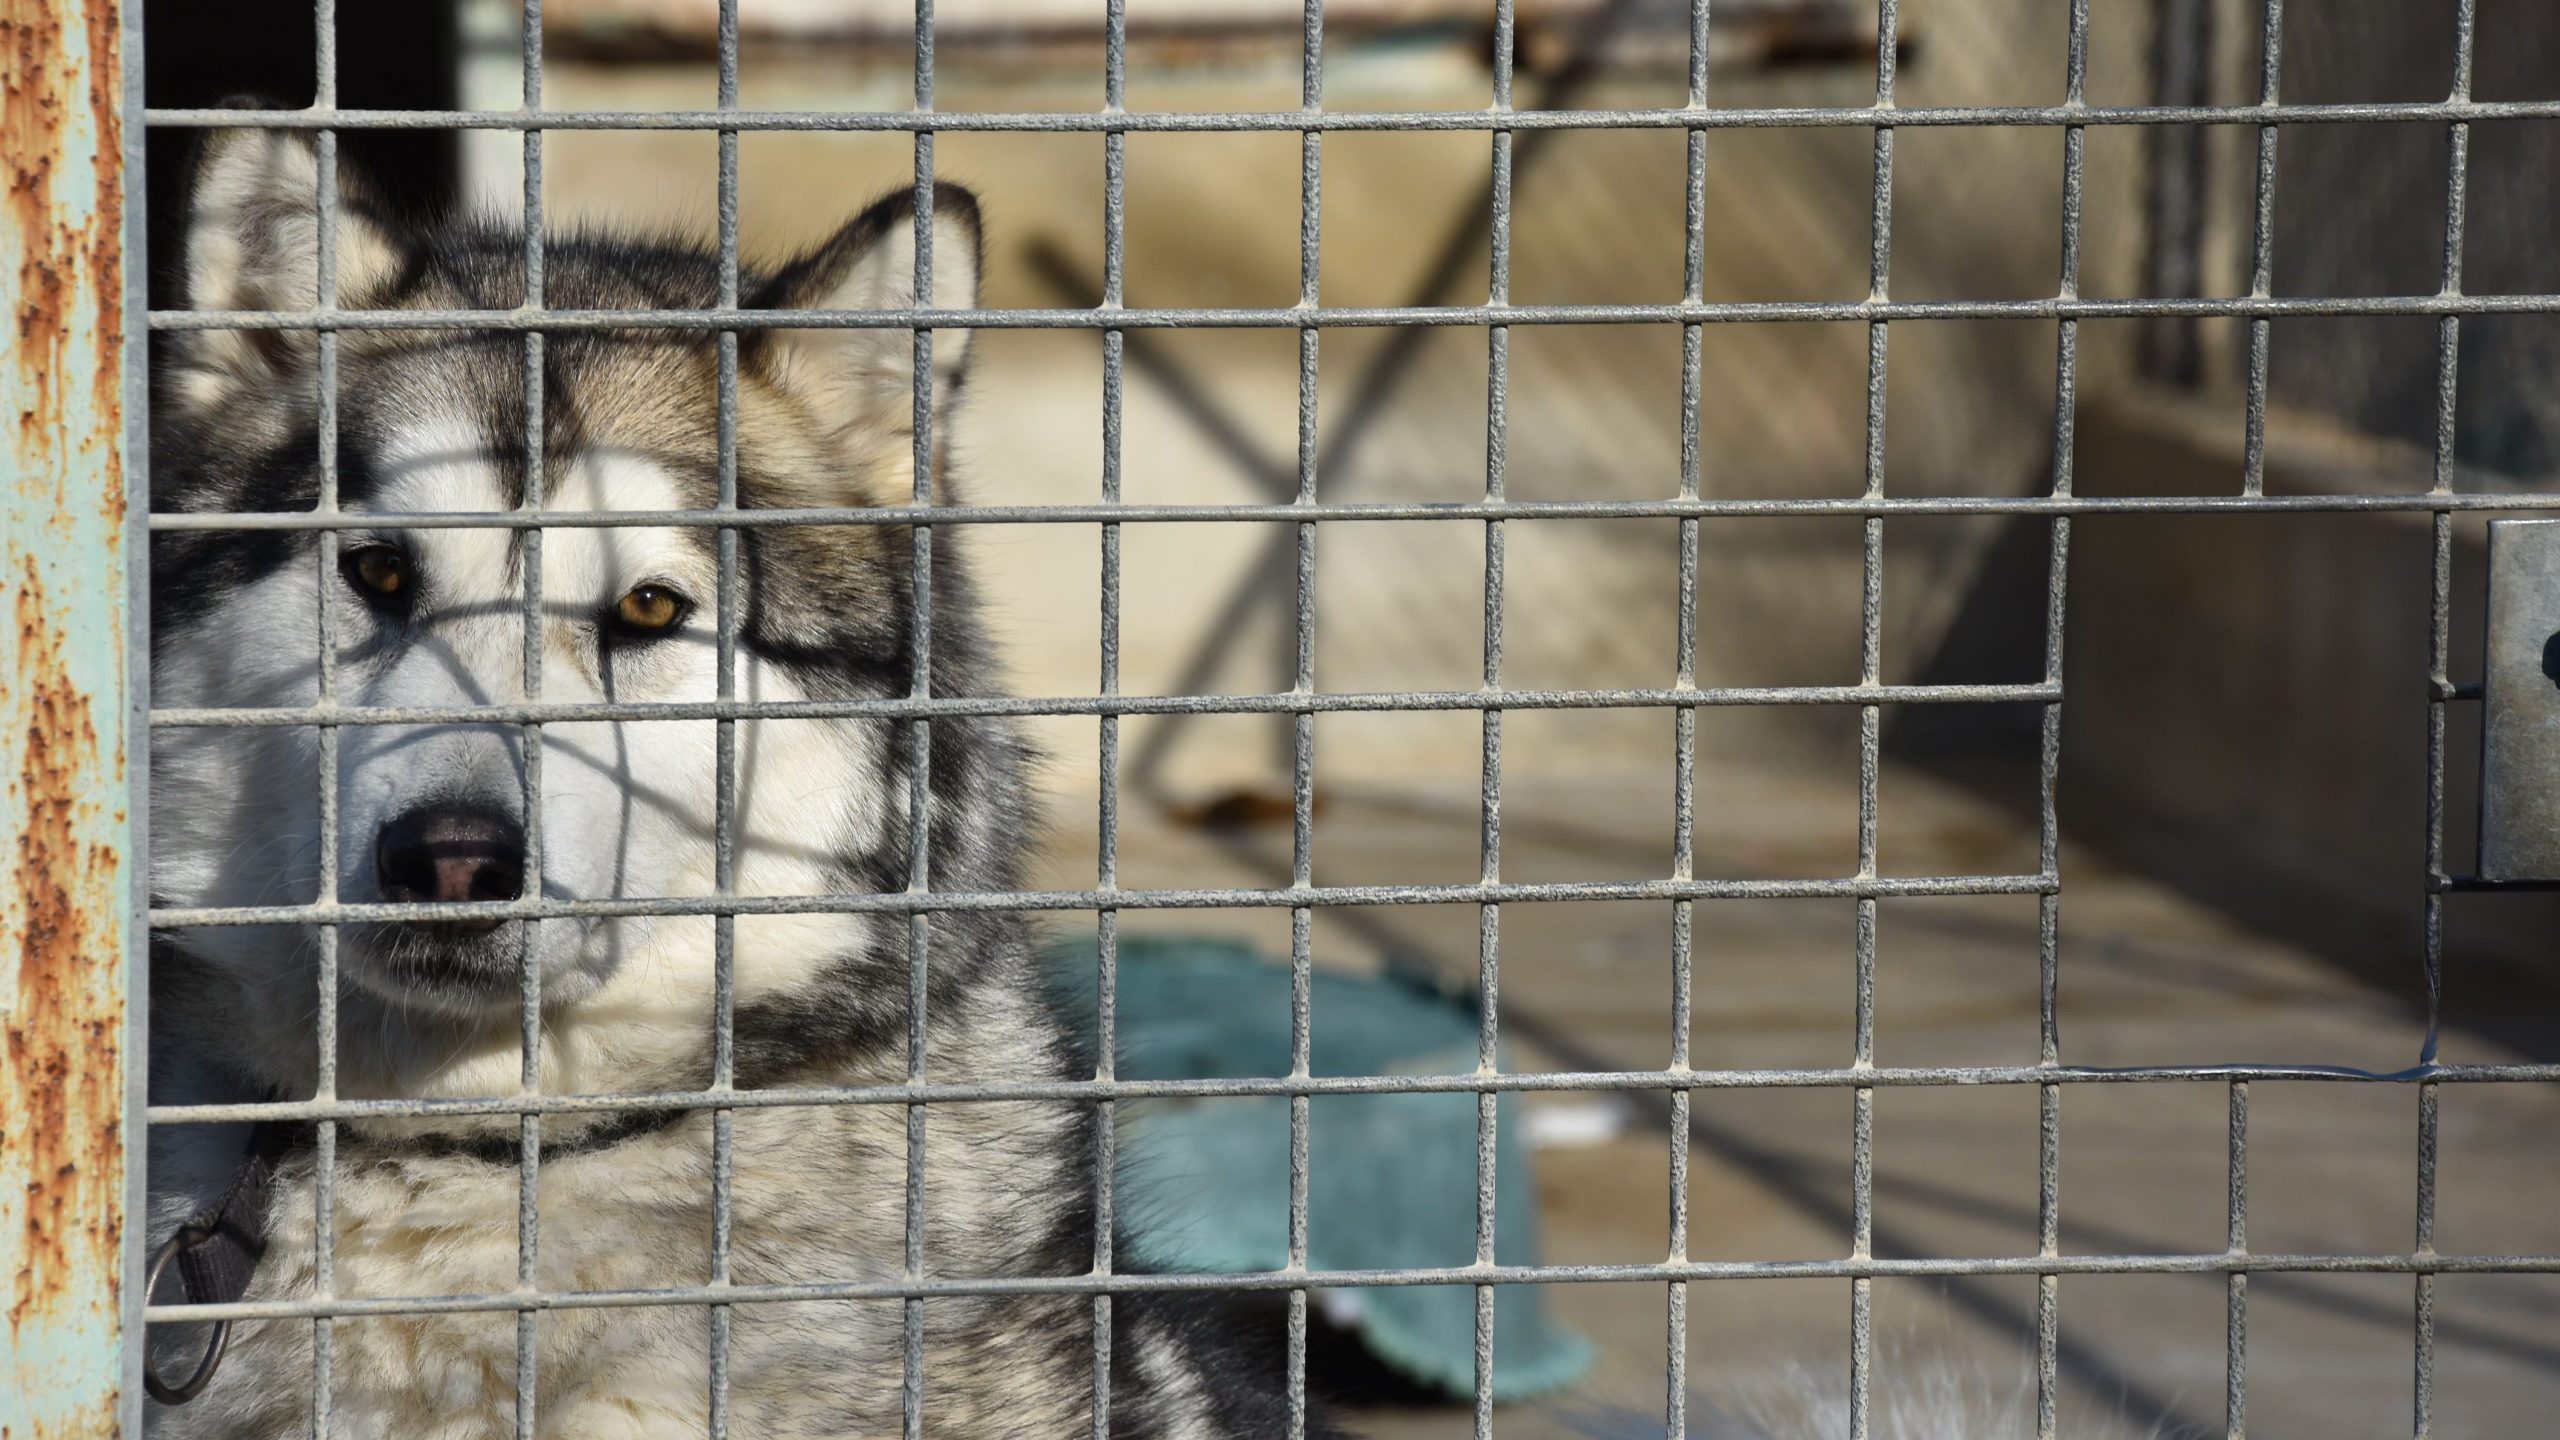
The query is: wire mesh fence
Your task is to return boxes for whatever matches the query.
[83,1,2560,1438]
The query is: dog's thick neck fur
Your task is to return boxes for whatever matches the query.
[146,129,1328,1439]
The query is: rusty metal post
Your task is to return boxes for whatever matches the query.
[4,0,143,1434]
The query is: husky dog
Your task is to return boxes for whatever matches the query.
[147,127,1335,1439]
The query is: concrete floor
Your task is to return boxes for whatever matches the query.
[1032,759,2560,1439]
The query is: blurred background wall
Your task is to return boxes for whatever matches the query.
[474,0,2159,790]
[421,0,2558,1002]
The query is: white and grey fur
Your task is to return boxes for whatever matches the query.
[147,127,1338,1439]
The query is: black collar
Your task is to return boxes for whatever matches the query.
[145,1120,295,1405]
[386,1105,695,1166]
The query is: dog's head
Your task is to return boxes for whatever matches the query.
[151,129,998,1100]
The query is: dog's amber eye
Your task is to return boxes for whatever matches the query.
[341,545,408,600]
[613,585,686,635]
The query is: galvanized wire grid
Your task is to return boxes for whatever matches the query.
[132,2,2560,1439]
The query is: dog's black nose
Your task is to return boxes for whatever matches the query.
[376,806,526,920]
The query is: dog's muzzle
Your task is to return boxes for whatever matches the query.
[355,802,536,1004]
[353,799,532,1004]
[375,804,526,926]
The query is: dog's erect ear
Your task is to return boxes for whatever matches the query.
[183,126,406,311]
[168,126,408,410]
[750,186,982,440]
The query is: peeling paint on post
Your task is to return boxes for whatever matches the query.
[3,0,137,1435]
